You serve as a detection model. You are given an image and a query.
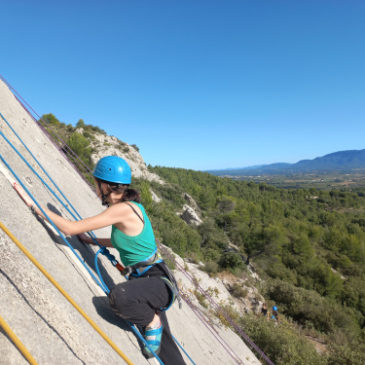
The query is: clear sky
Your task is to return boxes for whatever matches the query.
[1,0,364,170]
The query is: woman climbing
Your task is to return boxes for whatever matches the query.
[13,155,185,364]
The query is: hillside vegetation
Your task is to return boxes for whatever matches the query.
[40,114,365,365]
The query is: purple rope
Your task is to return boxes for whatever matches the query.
[41,130,94,176]
[180,292,245,365]
[175,261,274,365]
[0,75,41,120]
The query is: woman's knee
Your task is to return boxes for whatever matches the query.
[109,283,135,312]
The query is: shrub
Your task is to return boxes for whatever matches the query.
[239,315,326,365]
[230,283,248,299]
[194,290,208,308]
[265,279,361,335]
[202,261,219,276]
[219,252,244,270]
[76,119,85,128]
[327,339,365,365]
[83,131,92,139]
[67,132,93,169]
[41,113,61,126]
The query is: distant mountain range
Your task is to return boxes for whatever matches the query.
[208,149,365,176]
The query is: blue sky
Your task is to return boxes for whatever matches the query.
[1,0,364,170]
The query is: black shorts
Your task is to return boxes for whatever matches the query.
[109,271,171,326]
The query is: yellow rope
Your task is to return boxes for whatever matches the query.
[0,221,134,365]
[0,314,38,364]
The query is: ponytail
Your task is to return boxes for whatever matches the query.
[121,188,141,203]
[96,178,140,203]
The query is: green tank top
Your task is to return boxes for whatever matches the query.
[111,202,156,267]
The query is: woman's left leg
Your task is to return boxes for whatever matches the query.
[108,276,170,326]
[109,276,186,363]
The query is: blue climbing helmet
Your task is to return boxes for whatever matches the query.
[273,306,278,311]
[93,156,132,184]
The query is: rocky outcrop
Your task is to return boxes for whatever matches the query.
[75,127,164,184]
[178,193,202,226]
[150,189,161,203]
[179,204,203,226]
[183,192,199,210]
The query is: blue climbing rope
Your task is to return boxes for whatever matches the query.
[172,335,197,365]
[94,248,111,294]
[0,112,82,222]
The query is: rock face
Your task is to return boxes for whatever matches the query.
[179,194,202,226]
[0,79,260,365]
[150,189,161,203]
[183,193,199,210]
[179,204,203,226]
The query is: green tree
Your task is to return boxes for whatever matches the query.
[140,181,153,212]
[41,113,61,126]
[76,119,85,128]
[67,132,93,168]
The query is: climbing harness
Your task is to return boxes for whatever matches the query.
[123,249,162,278]
[95,246,182,312]
[119,203,183,310]
[160,275,180,311]
[128,259,182,311]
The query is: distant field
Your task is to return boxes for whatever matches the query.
[229,173,365,190]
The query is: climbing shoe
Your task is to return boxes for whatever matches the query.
[142,322,163,358]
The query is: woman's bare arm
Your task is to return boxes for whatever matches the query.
[13,182,128,237]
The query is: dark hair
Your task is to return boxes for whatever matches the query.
[120,187,141,203]
[96,179,141,203]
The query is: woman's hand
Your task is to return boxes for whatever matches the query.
[13,182,34,208]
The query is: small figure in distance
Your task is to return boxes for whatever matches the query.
[271,305,279,324]
[261,303,268,319]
